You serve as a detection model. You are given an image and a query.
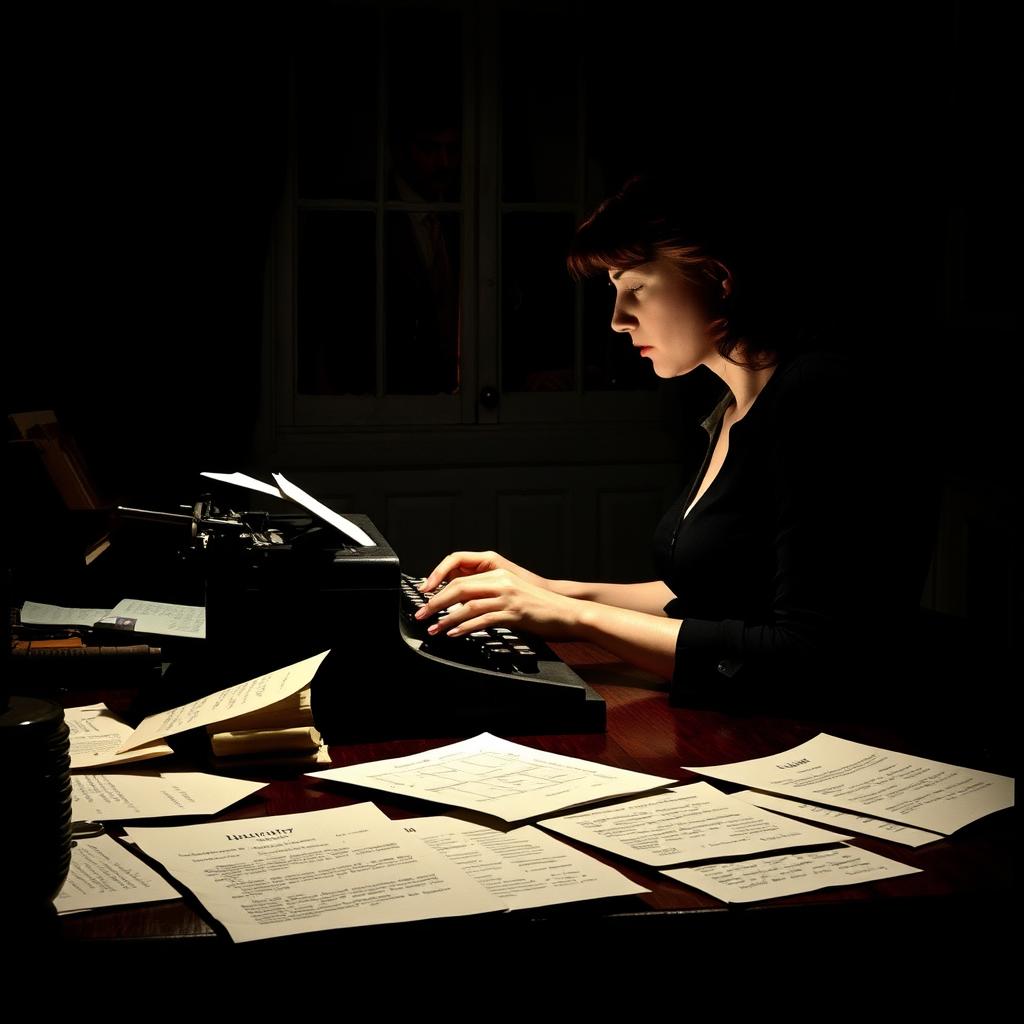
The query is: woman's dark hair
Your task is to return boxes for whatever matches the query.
[567,174,819,368]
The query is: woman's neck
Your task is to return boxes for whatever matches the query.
[706,349,779,421]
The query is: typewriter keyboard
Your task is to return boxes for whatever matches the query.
[400,573,540,673]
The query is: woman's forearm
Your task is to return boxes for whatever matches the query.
[570,601,682,679]
[547,579,675,615]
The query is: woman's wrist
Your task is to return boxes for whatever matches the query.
[547,579,592,601]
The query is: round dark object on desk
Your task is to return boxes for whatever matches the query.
[0,695,73,916]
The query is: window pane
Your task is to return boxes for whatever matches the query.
[500,4,578,203]
[295,7,378,200]
[583,276,657,391]
[297,211,376,395]
[386,8,463,203]
[384,212,461,395]
[501,213,575,392]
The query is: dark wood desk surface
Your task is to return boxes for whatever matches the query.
[48,643,1016,967]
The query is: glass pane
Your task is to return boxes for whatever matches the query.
[583,276,657,391]
[500,3,578,203]
[501,213,575,392]
[297,211,376,395]
[384,212,461,395]
[385,8,462,203]
[295,6,378,200]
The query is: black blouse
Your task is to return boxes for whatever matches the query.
[652,349,936,709]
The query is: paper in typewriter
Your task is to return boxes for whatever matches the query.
[200,469,374,546]
[124,803,505,942]
[682,733,1014,834]
[308,732,677,822]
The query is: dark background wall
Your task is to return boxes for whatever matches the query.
[6,1,1019,637]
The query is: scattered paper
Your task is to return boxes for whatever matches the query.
[541,781,850,866]
[55,834,179,915]
[118,649,331,752]
[99,598,206,639]
[731,790,943,848]
[663,845,922,903]
[309,732,676,823]
[683,733,1014,834]
[201,471,286,499]
[272,472,374,546]
[401,816,649,911]
[66,704,173,769]
[125,803,505,942]
[20,601,111,629]
[72,772,267,821]
[21,598,206,639]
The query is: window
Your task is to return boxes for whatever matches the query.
[270,0,658,434]
[261,0,681,580]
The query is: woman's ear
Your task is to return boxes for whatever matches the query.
[709,259,734,299]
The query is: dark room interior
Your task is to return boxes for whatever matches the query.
[4,0,1018,970]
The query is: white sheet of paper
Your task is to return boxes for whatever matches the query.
[308,732,677,822]
[272,472,374,546]
[124,803,505,942]
[731,789,944,848]
[541,781,850,866]
[401,816,649,911]
[55,834,179,914]
[20,600,111,628]
[72,772,267,821]
[682,733,1014,834]
[100,598,206,639]
[118,649,331,752]
[200,471,286,499]
[66,704,174,769]
[662,845,922,903]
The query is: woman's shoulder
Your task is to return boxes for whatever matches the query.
[774,347,855,393]
[761,347,863,420]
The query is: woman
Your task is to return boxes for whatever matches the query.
[416,176,937,710]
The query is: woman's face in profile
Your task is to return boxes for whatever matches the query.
[608,258,716,378]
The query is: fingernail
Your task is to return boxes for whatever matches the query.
[427,623,439,634]
[414,608,426,619]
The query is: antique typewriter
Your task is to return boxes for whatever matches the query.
[120,494,605,742]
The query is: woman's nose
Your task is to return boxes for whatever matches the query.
[611,299,636,333]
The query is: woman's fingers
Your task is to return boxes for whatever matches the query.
[419,551,500,592]
[415,569,511,618]
[426,597,508,638]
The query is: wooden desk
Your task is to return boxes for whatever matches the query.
[44,643,1016,972]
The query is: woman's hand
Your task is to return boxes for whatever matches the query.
[419,550,551,595]
[414,566,583,641]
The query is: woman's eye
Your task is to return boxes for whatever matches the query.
[628,284,644,294]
